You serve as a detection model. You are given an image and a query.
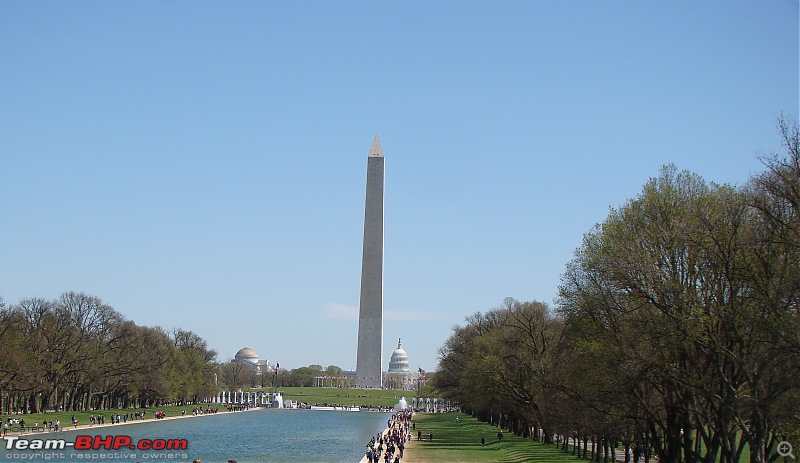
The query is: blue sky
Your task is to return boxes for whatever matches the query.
[1,1,797,373]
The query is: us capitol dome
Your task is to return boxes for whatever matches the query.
[387,339,410,374]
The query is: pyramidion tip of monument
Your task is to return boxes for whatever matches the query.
[369,134,383,157]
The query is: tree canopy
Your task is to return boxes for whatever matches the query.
[433,120,800,463]
[0,291,219,413]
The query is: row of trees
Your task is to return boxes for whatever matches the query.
[0,291,218,413]
[433,120,800,463]
[0,291,361,411]
[218,362,345,390]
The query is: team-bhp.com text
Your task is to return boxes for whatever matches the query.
[5,435,189,461]
[5,435,188,450]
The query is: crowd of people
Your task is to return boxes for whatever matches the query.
[364,410,413,463]
[1,407,197,435]
[184,406,221,416]
[2,417,63,433]
[87,410,150,425]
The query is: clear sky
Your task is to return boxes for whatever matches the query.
[1,1,797,373]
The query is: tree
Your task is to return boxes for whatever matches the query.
[0,292,221,411]
[171,328,218,403]
[220,361,252,391]
[558,163,800,463]
[435,122,800,463]
[740,118,800,463]
[433,301,562,441]
[282,366,320,387]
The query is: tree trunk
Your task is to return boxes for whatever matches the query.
[29,391,40,413]
[747,435,765,463]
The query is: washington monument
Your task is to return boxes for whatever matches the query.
[356,135,385,389]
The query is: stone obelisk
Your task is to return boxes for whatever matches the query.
[356,135,385,389]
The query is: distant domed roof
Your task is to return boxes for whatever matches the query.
[235,347,259,363]
[388,339,410,373]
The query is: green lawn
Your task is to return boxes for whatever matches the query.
[408,412,575,463]
[407,414,785,463]
[1,404,219,434]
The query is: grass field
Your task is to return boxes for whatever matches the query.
[1,404,218,434]
[407,412,571,463]
[406,413,787,463]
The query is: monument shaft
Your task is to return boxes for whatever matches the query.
[356,135,384,389]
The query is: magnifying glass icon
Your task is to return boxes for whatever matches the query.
[778,441,795,460]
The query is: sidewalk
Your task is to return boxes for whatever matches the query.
[1,407,258,439]
[359,410,413,463]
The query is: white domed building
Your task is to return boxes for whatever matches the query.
[231,347,274,375]
[383,339,417,389]
[388,339,410,373]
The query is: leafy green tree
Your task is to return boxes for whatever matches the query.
[171,328,218,403]
[435,122,799,463]
[434,301,562,440]
[558,163,800,463]
[740,119,800,463]
[282,366,321,387]
[0,292,221,411]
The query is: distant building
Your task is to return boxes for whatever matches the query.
[231,347,274,375]
[384,339,417,389]
[388,338,410,373]
[314,339,421,389]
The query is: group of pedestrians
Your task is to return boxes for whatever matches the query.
[2,417,62,434]
[364,410,413,463]
[88,410,157,426]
